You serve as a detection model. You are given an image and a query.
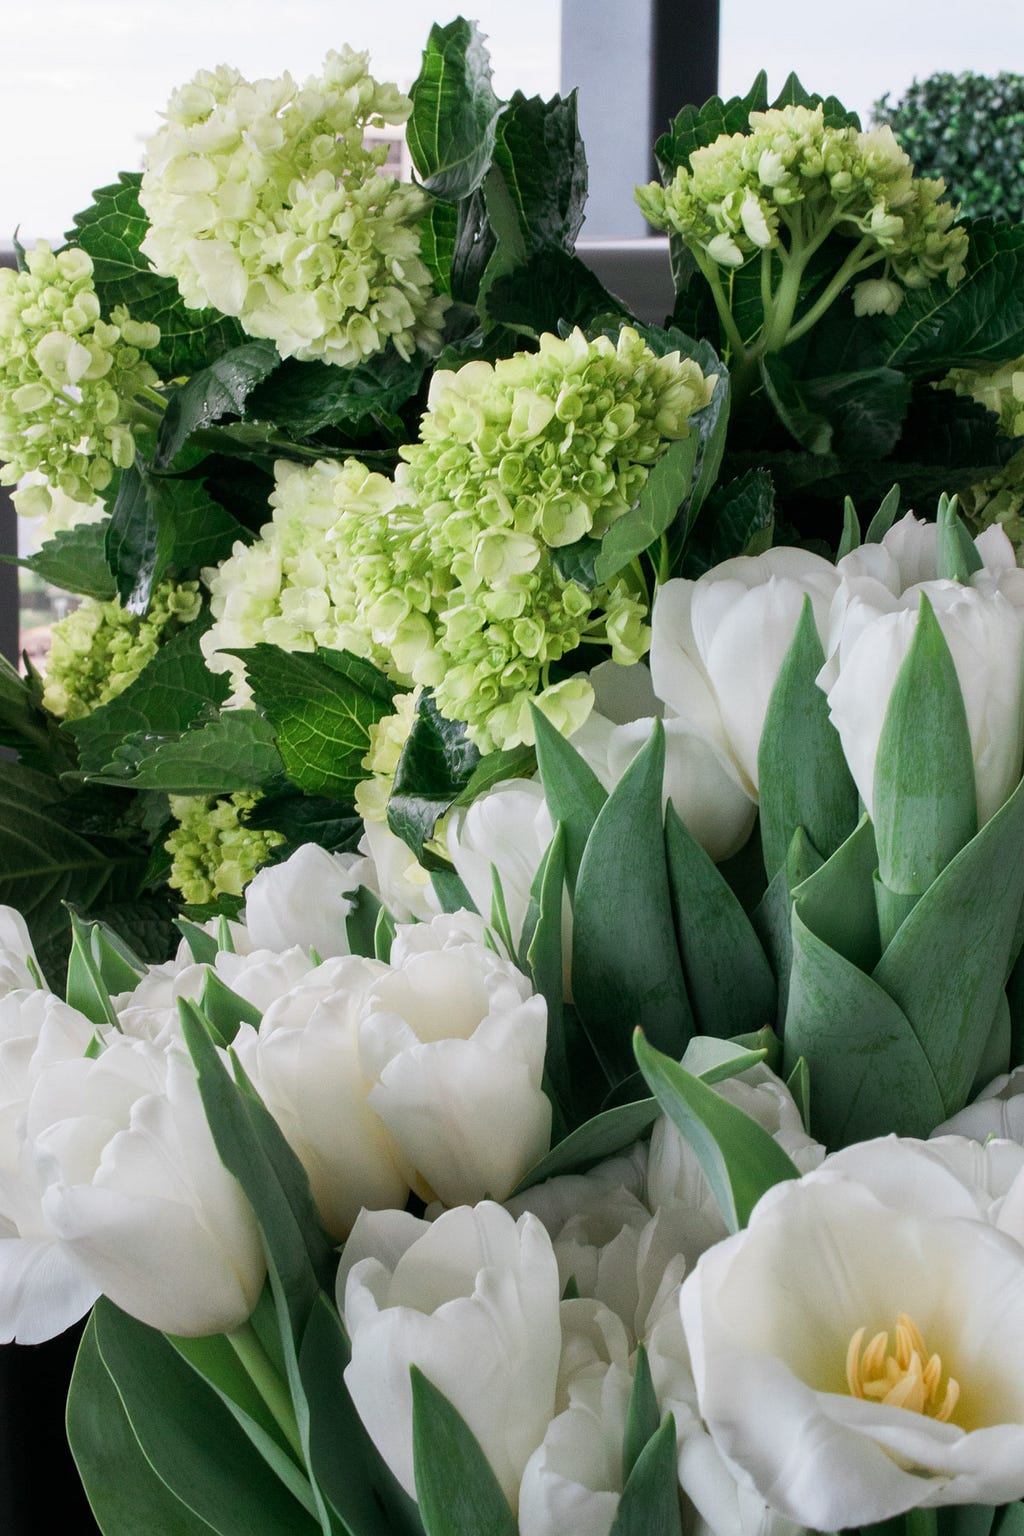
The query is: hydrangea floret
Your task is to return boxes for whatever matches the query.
[636,103,968,372]
[43,581,202,720]
[12,476,107,540]
[204,327,716,750]
[139,49,448,367]
[946,357,1024,549]
[165,791,285,906]
[0,243,161,506]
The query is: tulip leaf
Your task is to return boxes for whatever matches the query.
[783,908,947,1146]
[837,496,861,559]
[69,1315,215,1536]
[300,1294,424,1536]
[634,1032,800,1231]
[511,1096,661,1194]
[175,918,220,965]
[751,864,794,1025]
[790,814,881,974]
[864,483,902,543]
[873,594,977,905]
[609,1413,683,1536]
[374,905,397,964]
[622,1346,660,1485]
[345,886,385,959]
[523,825,570,1112]
[407,19,504,201]
[936,493,984,582]
[199,968,263,1047]
[758,595,858,881]
[91,1300,321,1536]
[429,866,478,914]
[573,722,693,1082]
[411,1366,517,1536]
[593,433,701,583]
[531,703,607,891]
[665,803,776,1038]
[66,918,120,1029]
[872,771,1024,1114]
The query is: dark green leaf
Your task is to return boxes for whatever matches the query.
[106,467,247,611]
[13,520,116,600]
[483,248,629,338]
[411,1366,517,1536]
[69,617,229,775]
[246,789,362,860]
[622,1346,660,1484]
[551,535,603,591]
[512,1096,660,1194]
[70,173,244,377]
[593,434,700,583]
[524,826,570,1113]
[95,709,284,795]
[346,885,386,960]
[388,692,481,861]
[69,1316,214,1536]
[799,368,913,462]
[682,469,775,578]
[233,646,394,801]
[770,74,861,128]
[155,342,281,469]
[760,354,833,455]
[655,75,770,174]
[573,722,693,1081]
[199,968,263,1046]
[791,814,881,974]
[246,347,428,439]
[865,484,903,543]
[492,91,587,253]
[609,1413,683,1536]
[65,918,119,1027]
[531,703,607,891]
[455,744,536,806]
[407,19,504,200]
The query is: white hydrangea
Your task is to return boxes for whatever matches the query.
[139,49,448,366]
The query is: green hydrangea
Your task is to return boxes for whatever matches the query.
[43,581,202,720]
[139,49,448,367]
[0,243,161,505]
[354,687,420,824]
[165,791,285,905]
[637,104,968,359]
[946,359,1024,547]
[204,327,716,751]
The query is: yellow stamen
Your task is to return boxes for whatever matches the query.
[846,1313,959,1424]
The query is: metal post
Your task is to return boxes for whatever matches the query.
[0,486,18,666]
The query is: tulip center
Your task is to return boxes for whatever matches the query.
[846,1313,959,1422]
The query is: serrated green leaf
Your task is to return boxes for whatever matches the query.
[245,346,428,439]
[594,434,700,584]
[70,173,244,377]
[873,595,977,905]
[155,342,281,469]
[655,75,770,174]
[482,248,629,338]
[531,704,607,892]
[245,789,362,861]
[492,91,587,253]
[68,617,229,775]
[760,354,833,455]
[634,1032,799,1230]
[93,709,283,795]
[388,692,481,861]
[411,1367,517,1536]
[769,74,861,128]
[665,804,776,1038]
[681,468,775,578]
[407,20,504,201]
[573,722,692,1081]
[800,368,913,461]
[13,520,116,600]
[758,596,858,880]
[231,646,393,801]
[106,466,247,611]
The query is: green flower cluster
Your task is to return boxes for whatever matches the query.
[165,791,285,906]
[947,359,1024,547]
[43,581,202,720]
[0,243,161,506]
[139,49,448,367]
[204,327,716,750]
[637,104,968,332]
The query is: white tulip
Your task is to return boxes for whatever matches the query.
[933,1066,1024,1143]
[447,779,554,952]
[232,955,408,1239]
[357,819,441,924]
[518,1358,634,1536]
[242,843,369,956]
[0,906,46,991]
[0,990,99,1342]
[651,549,840,798]
[360,913,551,1205]
[836,512,1020,597]
[337,1201,562,1508]
[30,1035,265,1336]
[681,1172,1024,1528]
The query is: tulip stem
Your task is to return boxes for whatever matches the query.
[905,1509,938,1536]
[227,1322,305,1461]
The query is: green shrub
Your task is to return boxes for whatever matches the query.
[874,72,1024,222]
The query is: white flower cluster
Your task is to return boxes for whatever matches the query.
[139,49,448,366]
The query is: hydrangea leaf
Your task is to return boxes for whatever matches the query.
[230,645,393,802]
[388,692,481,862]
[880,222,1024,373]
[760,354,834,455]
[68,173,245,377]
[106,466,248,612]
[244,346,428,440]
[91,1300,321,1536]
[593,434,700,583]
[12,521,116,600]
[69,618,230,776]
[769,73,861,128]
[411,1367,517,1536]
[655,75,771,174]
[492,90,588,254]
[154,341,281,470]
[482,248,628,338]
[681,469,775,577]
[94,711,285,794]
[407,19,505,201]
[245,790,362,861]
[799,367,913,461]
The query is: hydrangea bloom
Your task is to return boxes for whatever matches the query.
[165,791,285,905]
[205,328,717,751]
[0,244,161,505]
[946,359,1024,550]
[12,477,107,540]
[42,581,202,720]
[139,50,448,366]
[637,104,967,341]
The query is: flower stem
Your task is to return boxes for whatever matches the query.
[227,1321,304,1461]
[781,238,880,347]
[905,1508,939,1536]
[691,245,748,361]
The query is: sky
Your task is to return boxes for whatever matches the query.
[2,0,1024,242]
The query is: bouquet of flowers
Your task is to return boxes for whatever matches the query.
[3,18,1024,1536]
